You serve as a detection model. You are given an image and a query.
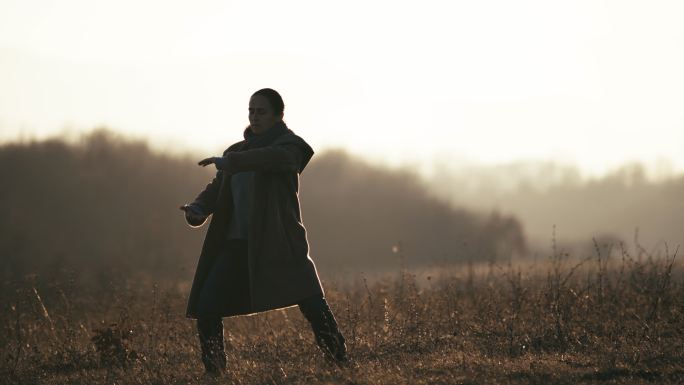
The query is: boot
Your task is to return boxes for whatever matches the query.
[197,317,226,374]
[299,295,348,364]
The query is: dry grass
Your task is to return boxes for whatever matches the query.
[1,243,683,384]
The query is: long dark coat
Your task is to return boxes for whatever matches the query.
[185,131,324,319]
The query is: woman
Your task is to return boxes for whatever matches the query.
[179,88,347,375]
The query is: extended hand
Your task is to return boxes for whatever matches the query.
[180,204,207,225]
[198,156,229,170]
[198,157,217,167]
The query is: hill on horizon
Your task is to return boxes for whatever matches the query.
[0,129,526,283]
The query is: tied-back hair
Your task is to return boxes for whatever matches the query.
[252,88,285,116]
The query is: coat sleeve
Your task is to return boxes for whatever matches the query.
[190,169,224,215]
[217,144,304,174]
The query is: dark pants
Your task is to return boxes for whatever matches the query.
[196,240,346,372]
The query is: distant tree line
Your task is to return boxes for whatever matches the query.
[430,160,684,251]
[0,130,526,282]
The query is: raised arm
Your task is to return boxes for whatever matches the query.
[215,144,305,174]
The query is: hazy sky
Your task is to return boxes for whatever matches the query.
[1,0,683,177]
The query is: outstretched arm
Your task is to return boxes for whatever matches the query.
[199,144,304,174]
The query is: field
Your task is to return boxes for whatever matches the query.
[1,244,683,385]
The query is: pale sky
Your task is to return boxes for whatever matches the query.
[1,0,683,177]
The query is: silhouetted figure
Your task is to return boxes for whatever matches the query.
[180,88,347,376]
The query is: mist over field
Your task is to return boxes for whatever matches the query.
[3,0,684,381]
[1,130,683,384]
[2,129,682,284]
[0,130,527,283]
[427,160,684,253]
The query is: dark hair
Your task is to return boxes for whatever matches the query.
[252,88,285,115]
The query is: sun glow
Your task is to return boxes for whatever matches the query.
[1,0,683,177]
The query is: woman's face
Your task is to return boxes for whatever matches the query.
[249,95,282,134]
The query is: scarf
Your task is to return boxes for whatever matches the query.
[240,121,291,151]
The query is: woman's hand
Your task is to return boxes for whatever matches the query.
[180,204,208,226]
[198,157,217,167]
[198,156,229,170]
